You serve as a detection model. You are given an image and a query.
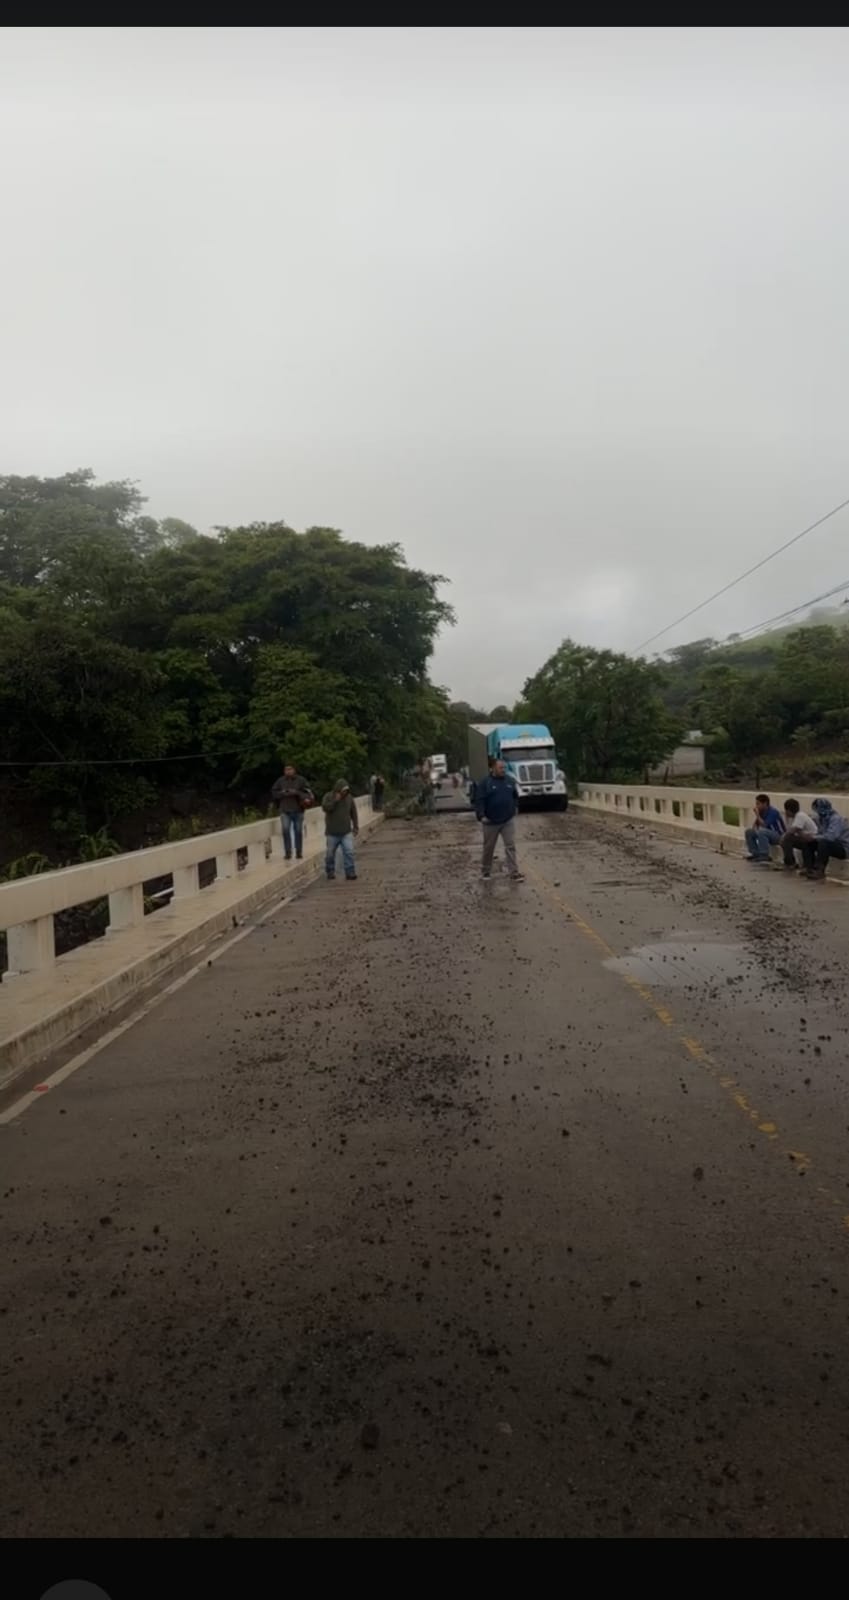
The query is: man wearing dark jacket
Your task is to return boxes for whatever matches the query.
[322,780,359,881]
[271,764,314,860]
[475,759,524,880]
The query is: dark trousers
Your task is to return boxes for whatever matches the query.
[801,837,847,874]
[281,810,304,858]
[782,829,809,865]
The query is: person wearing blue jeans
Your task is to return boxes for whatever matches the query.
[322,780,359,880]
[744,792,785,864]
[271,763,313,860]
[281,809,304,860]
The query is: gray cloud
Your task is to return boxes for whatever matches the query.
[3,27,849,706]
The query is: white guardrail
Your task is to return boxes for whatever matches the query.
[577,782,849,871]
[0,797,373,979]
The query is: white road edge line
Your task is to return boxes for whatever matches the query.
[0,892,295,1127]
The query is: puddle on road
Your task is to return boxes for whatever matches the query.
[604,939,756,988]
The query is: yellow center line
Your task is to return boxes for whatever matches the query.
[525,860,847,1236]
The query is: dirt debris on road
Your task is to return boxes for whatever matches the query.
[1,808,849,1539]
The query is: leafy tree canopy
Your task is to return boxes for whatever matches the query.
[519,639,682,781]
[0,470,453,855]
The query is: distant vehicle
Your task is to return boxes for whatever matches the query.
[468,723,568,811]
[428,753,448,784]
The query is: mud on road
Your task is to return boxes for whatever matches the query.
[2,806,849,1538]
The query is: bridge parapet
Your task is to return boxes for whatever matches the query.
[0,796,379,1086]
[576,782,849,880]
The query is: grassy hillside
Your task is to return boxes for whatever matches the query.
[656,607,849,784]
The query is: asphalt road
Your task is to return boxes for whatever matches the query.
[2,806,849,1539]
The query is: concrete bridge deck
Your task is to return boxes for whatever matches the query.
[2,805,849,1538]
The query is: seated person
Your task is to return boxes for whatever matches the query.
[800,798,849,880]
[744,793,785,863]
[780,797,817,869]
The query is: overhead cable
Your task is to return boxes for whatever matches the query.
[634,493,849,654]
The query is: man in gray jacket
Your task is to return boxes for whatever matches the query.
[322,780,359,881]
[801,797,849,879]
[271,764,313,860]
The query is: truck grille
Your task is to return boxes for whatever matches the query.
[518,762,555,784]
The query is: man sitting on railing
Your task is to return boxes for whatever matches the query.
[800,798,849,881]
[744,793,785,865]
[779,798,817,871]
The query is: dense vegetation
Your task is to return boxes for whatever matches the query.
[658,623,849,772]
[516,615,849,785]
[518,640,681,782]
[6,468,847,870]
[0,470,453,866]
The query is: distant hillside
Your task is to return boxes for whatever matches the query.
[714,601,849,659]
[655,613,849,767]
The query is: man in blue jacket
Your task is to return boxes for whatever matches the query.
[475,759,524,880]
[744,793,785,864]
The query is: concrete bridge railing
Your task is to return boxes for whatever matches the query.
[576,782,849,879]
[1,801,374,978]
[1,795,380,1088]
[2,816,276,977]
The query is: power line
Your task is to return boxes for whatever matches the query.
[722,578,849,645]
[634,492,849,654]
[0,749,246,769]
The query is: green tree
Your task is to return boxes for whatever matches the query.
[655,615,849,761]
[657,638,717,718]
[442,700,487,772]
[386,682,452,774]
[282,714,367,797]
[695,664,782,764]
[0,468,156,586]
[0,471,453,860]
[159,517,201,547]
[772,626,849,740]
[241,644,353,777]
[0,604,168,824]
[521,640,681,781]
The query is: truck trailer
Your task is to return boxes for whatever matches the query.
[468,723,568,811]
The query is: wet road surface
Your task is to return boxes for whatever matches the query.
[2,806,849,1538]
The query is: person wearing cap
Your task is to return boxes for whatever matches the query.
[321,780,359,881]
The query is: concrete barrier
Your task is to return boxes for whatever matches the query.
[575,782,849,882]
[0,796,380,1086]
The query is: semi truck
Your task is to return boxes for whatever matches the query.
[468,723,568,811]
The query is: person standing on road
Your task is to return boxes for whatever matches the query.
[744,793,785,864]
[475,758,524,881]
[420,771,435,815]
[322,780,359,881]
[800,797,849,880]
[372,774,386,812]
[271,762,314,860]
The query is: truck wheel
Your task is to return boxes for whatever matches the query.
[556,797,569,812]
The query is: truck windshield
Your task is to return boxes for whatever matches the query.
[502,746,555,762]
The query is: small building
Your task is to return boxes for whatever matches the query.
[647,740,706,782]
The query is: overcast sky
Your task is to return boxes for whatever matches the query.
[3,27,849,705]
